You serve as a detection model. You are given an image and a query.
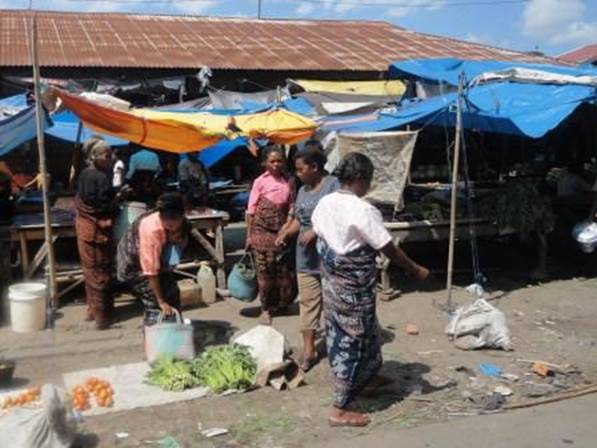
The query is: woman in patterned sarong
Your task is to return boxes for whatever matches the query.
[312,153,429,427]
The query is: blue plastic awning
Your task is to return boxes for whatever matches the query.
[47,110,128,146]
[0,94,51,157]
[197,137,247,168]
[389,57,597,85]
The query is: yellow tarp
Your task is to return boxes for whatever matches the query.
[55,89,317,153]
[292,79,405,96]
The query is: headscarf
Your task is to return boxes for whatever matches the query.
[83,135,111,164]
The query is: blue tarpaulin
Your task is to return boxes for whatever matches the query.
[389,57,597,86]
[197,137,247,168]
[0,94,51,157]
[325,59,597,139]
[47,110,128,146]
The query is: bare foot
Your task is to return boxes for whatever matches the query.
[328,407,370,427]
[259,310,272,325]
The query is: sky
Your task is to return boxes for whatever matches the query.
[1,0,596,57]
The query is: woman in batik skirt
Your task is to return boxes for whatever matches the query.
[246,146,297,325]
[312,153,429,427]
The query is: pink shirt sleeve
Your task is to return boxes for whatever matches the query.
[247,176,263,215]
[138,213,166,276]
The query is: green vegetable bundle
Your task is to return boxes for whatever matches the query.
[191,344,256,393]
[478,181,555,235]
[145,357,199,392]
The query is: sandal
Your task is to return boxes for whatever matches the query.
[328,411,370,427]
[258,311,272,326]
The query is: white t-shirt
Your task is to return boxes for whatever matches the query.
[312,191,392,255]
[113,160,125,188]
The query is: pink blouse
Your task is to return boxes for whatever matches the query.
[247,171,292,215]
[138,211,167,276]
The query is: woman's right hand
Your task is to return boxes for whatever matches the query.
[414,265,430,281]
[158,301,174,316]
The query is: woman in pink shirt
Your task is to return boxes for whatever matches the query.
[246,146,297,325]
[117,192,190,326]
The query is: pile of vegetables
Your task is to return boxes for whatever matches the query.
[145,344,257,393]
[191,344,256,393]
[145,357,199,392]
[478,181,555,235]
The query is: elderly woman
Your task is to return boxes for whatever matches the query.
[76,137,116,329]
[312,153,429,427]
[117,192,190,326]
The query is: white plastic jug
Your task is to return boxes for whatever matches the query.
[8,282,47,332]
[197,261,216,304]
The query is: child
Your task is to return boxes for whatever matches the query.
[246,146,296,325]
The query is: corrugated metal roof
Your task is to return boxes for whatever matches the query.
[558,44,597,65]
[0,9,558,70]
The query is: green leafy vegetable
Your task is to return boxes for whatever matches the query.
[145,357,199,391]
[191,344,256,393]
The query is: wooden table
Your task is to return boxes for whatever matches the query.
[9,208,230,304]
[377,218,515,294]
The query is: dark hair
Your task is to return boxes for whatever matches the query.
[156,192,185,220]
[304,139,324,152]
[335,153,374,185]
[263,145,286,162]
[295,146,327,172]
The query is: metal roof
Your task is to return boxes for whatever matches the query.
[0,9,557,71]
[558,44,597,65]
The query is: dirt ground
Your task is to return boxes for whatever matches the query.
[1,235,597,447]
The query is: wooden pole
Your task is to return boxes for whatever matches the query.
[445,72,464,311]
[30,15,58,325]
[68,120,84,191]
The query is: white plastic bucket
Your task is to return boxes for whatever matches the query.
[8,282,47,333]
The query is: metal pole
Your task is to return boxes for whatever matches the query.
[257,0,262,19]
[30,15,58,325]
[445,72,464,311]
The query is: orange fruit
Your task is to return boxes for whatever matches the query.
[104,397,113,407]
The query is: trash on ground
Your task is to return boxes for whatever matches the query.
[532,362,554,377]
[445,299,513,351]
[455,366,477,377]
[478,363,503,378]
[494,385,513,396]
[115,432,129,439]
[200,428,229,438]
[160,435,181,448]
[405,323,420,335]
[501,373,520,382]
[482,392,506,411]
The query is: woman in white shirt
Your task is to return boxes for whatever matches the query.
[312,152,429,427]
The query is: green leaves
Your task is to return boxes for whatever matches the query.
[144,357,199,392]
[191,344,257,394]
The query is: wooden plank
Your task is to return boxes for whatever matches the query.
[215,223,226,289]
[19,232,29,276]
[26,235,58,278]
[190,228,223,264]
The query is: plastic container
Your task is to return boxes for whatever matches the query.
[197,262,216,304]
[8,282,47,332]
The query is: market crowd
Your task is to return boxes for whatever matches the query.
[71,134,432,427]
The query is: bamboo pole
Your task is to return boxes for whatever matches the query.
[30,14,58,325]
[445,72,464,311]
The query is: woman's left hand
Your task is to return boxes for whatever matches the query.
[275,232,287,247]
[298,229,316,247]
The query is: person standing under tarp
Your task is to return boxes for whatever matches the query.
[246,146,297,325]
[312,153,429,427]
[178,152,210,207]
[76,137,117,329]
[117,192,190,326]
[126,146,162,204]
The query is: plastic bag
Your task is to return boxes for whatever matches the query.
[445,299,513,351]
[572,220,597,254]
[144,310,195,364]
[228,253,257,303]
[0,384,77,448]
